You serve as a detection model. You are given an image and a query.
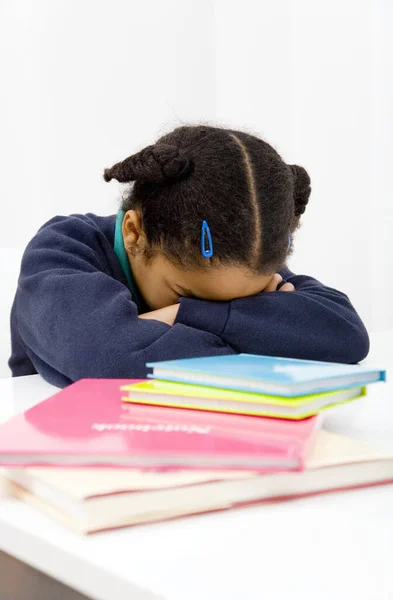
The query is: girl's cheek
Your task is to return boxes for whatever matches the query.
[164,290,180,306]
[151,288,179,310]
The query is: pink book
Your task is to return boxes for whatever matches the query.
[0,379,318,470]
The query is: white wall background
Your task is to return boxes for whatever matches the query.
[0,0,216,244]
[0,0,392,333]
[214,0,393,332]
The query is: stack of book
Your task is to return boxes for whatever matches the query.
[0,355,391,535]
[127,354,384,420]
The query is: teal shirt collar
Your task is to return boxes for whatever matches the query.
[114,209,147,313]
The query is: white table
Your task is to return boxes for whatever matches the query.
[1,332,393,600]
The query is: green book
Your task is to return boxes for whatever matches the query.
[122,380,366,420]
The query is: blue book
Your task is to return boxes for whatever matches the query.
[147,354,385,397]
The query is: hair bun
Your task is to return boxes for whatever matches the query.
[290,164,311,216]
[103,143,191,185]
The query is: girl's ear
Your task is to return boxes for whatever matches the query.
[122,210,146,254]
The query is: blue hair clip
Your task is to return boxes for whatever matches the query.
[201,220,214,258]
[287,233,291,251]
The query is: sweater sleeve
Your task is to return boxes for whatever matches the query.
[14,216,234,386]
[176,268,369,364]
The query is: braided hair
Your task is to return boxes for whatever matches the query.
[104,125,311,274]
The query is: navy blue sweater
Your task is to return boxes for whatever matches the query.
[9,214,369,388]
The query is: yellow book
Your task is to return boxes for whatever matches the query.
[121,380,366,420]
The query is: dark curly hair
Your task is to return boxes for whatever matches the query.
[104,125,311,274]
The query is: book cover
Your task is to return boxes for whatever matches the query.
[0,379,317,470]
[147,354,385,396]
[122,380,366,419]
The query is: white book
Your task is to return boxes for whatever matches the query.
[3,430,393,534]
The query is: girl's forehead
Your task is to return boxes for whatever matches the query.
[154,255,272,301]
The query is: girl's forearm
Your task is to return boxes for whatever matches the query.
[139,304,180,326]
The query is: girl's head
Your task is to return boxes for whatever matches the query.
[104,125,311,309]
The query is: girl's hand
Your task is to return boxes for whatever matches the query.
[139,303,180,326]
[264,274,295,293]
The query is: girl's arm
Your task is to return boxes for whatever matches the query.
[139,274,295,325]
[11,216,235,387]
[174,268,369,364]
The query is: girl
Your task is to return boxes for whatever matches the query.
[9,125,369,388]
